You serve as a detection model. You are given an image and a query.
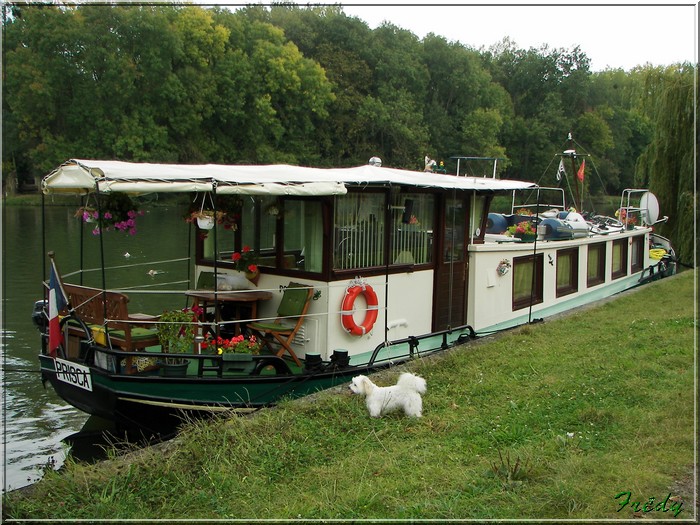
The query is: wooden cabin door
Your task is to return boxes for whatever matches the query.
[433,195,469,331]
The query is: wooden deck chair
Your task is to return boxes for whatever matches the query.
[247,282,312,367]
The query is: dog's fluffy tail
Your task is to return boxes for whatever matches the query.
[397,372,427,394]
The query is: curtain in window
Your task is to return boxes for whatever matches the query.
[587,246,601,281]
[391,193,434,265]
[556,252,572,289]
[612,242,623,273]
[513,258,535,304]
[334,193,385,270]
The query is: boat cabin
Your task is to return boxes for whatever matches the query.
[34,158,675,429]
[40,159,673,367]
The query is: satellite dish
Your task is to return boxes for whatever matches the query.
[639,192,660,225]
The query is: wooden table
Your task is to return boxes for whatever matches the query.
[186,290,273,336]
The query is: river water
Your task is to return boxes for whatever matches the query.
[2,203,190,492]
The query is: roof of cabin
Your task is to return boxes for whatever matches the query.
[42,159,537,196]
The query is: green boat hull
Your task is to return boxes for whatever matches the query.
[39,326,475,435]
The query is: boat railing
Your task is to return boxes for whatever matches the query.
[510,187,566,216]
[66,343,294,378]
[366,323,476,367]
[450,156,503,178]
[619,188,668,228]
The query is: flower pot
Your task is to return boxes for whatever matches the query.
[221,353,255,374]
[245,269,260,285]
[197,216,215,230]
[516,233,537,242]
[161,359,190,377]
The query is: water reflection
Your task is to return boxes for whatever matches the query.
[2,204,190,492]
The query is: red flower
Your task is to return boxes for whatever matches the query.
[230,247,258,272]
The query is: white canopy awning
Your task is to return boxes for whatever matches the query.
[41,159,537,196]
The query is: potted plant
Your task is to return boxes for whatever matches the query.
[185,194,238,231]
[201,333,261,374]
[75,193,143,236]
[156,307,200,375]
[201,333,261,355]
[507,220,537,242]
[616,208,637,229]
[230,245,259,282]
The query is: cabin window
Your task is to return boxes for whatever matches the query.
[283,199,323,272]
[240,197,323,272]
[556,248,579,297]
[587,243,606,287]
[200,195,243,262]
[390,193,434,265]
[202,196,323,274]
[469,195,486,240]
[630,235,644,273]
[240,196,277,265]
[512,254,543,310]
[612,238,628,279]
[444,197,466,262]
[333,192,385,270]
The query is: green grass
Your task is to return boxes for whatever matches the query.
[2,192,187,207]
[3,271,695,520]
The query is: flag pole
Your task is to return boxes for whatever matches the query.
[566,133,581,211]
[47,251,69,357]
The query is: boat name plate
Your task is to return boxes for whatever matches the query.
[55,358,93,392]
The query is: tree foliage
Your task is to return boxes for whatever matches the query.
[634,64,696,264]
[2,4,694,262]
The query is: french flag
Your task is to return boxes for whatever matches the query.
[48,258,68,357]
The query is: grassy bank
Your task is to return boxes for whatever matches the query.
[2,193,77,206]
[3,271,696,521]
[3,192,189,210]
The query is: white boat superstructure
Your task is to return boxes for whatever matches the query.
[41,158,676,367]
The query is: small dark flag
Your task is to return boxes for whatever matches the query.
[557,159,566,181]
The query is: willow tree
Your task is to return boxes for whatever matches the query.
[635,63,696,266]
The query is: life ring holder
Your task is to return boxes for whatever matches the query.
[341,279,379,336]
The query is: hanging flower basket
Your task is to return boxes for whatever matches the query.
[185,193,237,231]
[75,194,142,235]
[196,215,216,230]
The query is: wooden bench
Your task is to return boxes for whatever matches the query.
[61,283,160,373]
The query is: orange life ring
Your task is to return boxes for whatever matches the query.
[341,284,379,336]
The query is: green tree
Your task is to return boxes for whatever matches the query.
[422,35,510,167]
[216,7,335,163]
[635,63,696,265]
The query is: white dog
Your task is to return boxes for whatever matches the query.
[349,372,427,418]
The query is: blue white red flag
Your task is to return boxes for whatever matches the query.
[48,259,68,356]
